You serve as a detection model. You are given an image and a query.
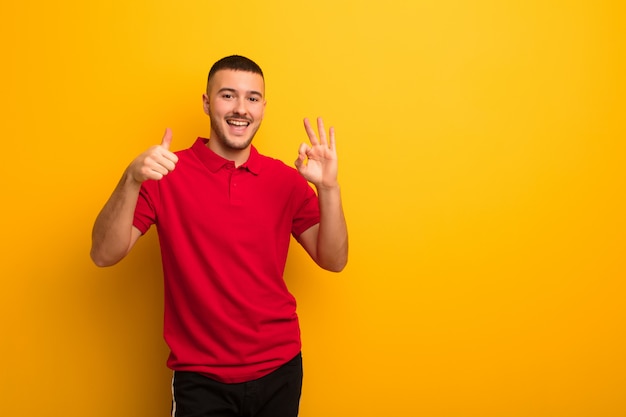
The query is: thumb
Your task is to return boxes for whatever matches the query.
[161,128,173,150]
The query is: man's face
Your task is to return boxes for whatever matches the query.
[203,69,266,151]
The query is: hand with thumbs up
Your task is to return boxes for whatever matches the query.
[128,128,179,183]
[89,128,179,266]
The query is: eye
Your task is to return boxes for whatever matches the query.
[221,93,234,99]
[248,96,260,102]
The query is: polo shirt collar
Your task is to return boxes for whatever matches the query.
[192,137,261,175]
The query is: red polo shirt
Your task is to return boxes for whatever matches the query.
[133,138,320,383]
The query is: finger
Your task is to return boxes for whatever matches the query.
[316,117,327,146]
[163,149,179,165]
[294,155,303,170]
[161,128,173,150]
[294,143,308,168]
[156,155,177,172]
[150,164,170,177]
[297,142,310,157]
[294,145,305,169]
[329,126,336,152]
[138,162,168,181]
[159,128,179,165]
[303,118,319,146]
[147,146,177,173]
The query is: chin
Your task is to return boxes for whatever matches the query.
[224,136,254,150]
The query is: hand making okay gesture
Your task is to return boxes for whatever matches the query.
[295,117,339,189]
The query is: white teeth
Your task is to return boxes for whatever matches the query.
[227,120,249,127]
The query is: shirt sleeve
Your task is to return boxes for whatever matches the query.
[132,180,158,234]
[291,177,320,237]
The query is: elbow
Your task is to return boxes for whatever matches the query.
[90,253,112,268]
[317,241,348,273]
[90,248,120,268]
[320,254,348,273]
[91,258,112,268]
[325,263,346,273]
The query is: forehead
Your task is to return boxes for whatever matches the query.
[209,69,265,95]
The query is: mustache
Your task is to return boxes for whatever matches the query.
[226,114,253,123]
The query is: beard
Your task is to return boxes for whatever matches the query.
[209,109,259,151]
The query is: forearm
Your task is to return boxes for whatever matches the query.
[90,170,142,267]
[315,184,348,272]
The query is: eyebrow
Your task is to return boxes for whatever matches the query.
[217,87,263,97]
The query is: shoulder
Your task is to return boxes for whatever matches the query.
[173,145,197,161]
[254,149,295,174]
[172,137,208,161]
[257,153,306,183]
[257,153,289,169]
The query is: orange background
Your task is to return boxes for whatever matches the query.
[1,1,625,416]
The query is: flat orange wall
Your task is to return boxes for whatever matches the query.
[2,1,625,416]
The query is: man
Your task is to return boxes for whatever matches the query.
[90,55,348,417]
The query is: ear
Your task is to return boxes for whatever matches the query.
[202,94,210,115]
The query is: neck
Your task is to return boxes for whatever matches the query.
[206,137,251,167]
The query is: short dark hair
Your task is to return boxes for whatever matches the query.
[207,55,264,90]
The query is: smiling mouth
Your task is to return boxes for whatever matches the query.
[226,119,251,127]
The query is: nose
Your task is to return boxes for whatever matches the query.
[234,97,247,115]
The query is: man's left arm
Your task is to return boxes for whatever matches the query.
[295,117,348,272]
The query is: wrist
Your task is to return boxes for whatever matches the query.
[315,182,340,193]
[122,168,143,189]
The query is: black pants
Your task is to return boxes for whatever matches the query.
[171,353,303,417]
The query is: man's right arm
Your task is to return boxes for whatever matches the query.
[90,128,178,267]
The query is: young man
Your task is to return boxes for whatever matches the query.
[90,55,348,417]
